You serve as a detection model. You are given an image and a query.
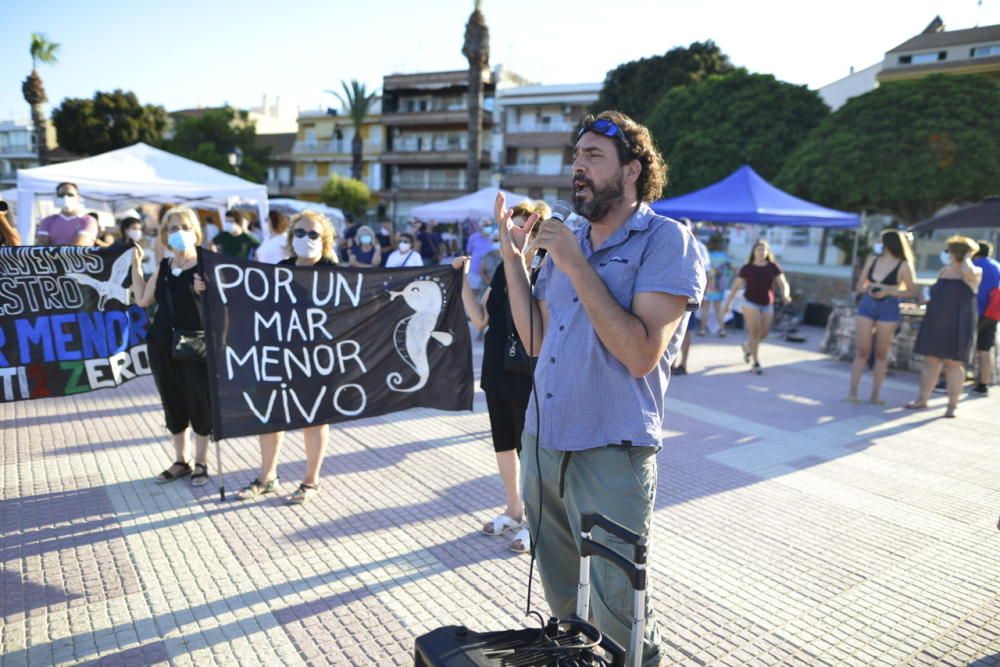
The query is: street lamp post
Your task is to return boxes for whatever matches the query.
[227,146,244,176]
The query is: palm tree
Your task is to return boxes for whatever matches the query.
[22,33,60,166]
[462,0,489,192]
[328,80,377,182]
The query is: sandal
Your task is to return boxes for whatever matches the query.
[287,483,318,505]
[190,463,210,487]
[869,399,886,407]
[904,401,927,410]
[510,526,531,554]
[236,477,279,500]
[482,514,521,537]
[155,461,191,484]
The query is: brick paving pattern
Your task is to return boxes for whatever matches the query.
[2,329,999,665]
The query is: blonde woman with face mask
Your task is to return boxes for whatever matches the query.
[131,206,213,486]
[236,211,339,504]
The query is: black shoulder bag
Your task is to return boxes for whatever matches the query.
[503,285,534,377]
[163,269,206,362]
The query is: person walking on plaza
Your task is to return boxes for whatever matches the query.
[698,234,733,337]
[229,211,339,504]
[35,182,97,246]
[348,225,382,268]
[129,206,212,486]
[722,240,791,374]
[906,236,982,418]
[848,230,917,405]
[972,240,1000,395]
[212,209,259,259]
[454,199,549,554]
[502,111,706,666]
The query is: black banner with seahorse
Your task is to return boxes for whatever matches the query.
[200,251,474,440]
[0,245,151,403]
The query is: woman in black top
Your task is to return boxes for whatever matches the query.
[849,230,916,405]
[454,199,549,554]
[130,206,212,486]
[348,225,381,267]
[906,236,982,418]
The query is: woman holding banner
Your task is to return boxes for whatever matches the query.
[234,210,339,504]
[454,198,548,554]
[130,206,212,486]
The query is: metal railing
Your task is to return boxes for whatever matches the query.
[506,121,577,134]
[503,164,573,176]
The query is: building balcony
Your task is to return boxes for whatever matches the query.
[381,149,489,166]
[381,110,494,128]
[0,146,36,158]
[293,140,349,155]
[503,131,575,149]
[506,121,577,134]
[501,167,573,189]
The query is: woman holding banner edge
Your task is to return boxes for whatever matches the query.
[130,206,212,486]
[223,211,339,504]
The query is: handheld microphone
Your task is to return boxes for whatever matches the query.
[529,200,574,272]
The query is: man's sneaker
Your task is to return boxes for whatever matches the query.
[973,383,989,396]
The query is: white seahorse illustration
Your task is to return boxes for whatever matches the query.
[386,280,454,392]
[65,249,134,311]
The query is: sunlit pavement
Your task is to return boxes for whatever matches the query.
[2,326,998,665]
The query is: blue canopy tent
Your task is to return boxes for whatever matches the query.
[652,165,859,228]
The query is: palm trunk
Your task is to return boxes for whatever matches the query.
[351,133,363,181]
[31,103,49,165]
[466,69,482,193]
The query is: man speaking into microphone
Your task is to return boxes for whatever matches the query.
[499,110,705,666]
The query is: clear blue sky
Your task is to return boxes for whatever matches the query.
[1,0,997,120]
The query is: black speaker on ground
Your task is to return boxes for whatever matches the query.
[803,302,833,327]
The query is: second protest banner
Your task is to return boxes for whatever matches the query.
[200,252,474,440]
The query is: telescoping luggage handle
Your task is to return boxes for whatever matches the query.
[577,512,647,667]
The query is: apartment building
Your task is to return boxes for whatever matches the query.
[290,100,383,203]
[496,82,600,202]
[879,17,1000,83]
[257,132,296,197]
[0,119,56,188]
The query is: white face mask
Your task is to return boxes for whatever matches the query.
[492,241,501,252]
[939,250,952,266]
[126,228,143,242]
[293,236,323,259]
[398,242,412,253]
[223,221,236,233]
[359,234,373,245]
[57,194,79,212]
[872,242,884,255]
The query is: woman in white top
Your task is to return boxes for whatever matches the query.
[254,210,290,264]
[385,232,424,268]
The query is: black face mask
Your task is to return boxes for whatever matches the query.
[573,170,624,222]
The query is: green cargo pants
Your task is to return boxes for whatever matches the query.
[521,431,663,667]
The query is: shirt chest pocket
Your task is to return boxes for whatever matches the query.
[596,258,638,309]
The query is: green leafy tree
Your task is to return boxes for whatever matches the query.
[646,69,829,196]
[52,90,168,155]
[166,107,270,183]
[777,74,1000,225]
[22,33,60,165]
[592,41,733,121]
[319,174,370,218]
[328,80,378,181]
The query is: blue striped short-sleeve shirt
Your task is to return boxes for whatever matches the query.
[525,203,706,451]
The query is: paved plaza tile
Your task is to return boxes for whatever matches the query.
[2,328,999,665]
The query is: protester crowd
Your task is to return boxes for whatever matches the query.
[1,108,999,666]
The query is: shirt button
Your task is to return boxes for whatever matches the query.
[549,357,555,363]
[559,325,565,331]
[573,297,579,303]
[546,392,553,399]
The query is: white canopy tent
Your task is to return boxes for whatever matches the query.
[16,142,268,243]
[410,187,530,223]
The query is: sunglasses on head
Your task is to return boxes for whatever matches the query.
[578,118,632,153]
[293,229,321,240]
